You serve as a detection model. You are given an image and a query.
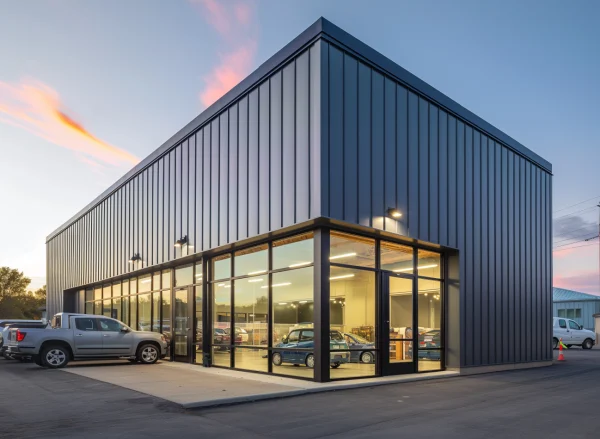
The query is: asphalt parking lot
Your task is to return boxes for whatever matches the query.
[1,348,598,439]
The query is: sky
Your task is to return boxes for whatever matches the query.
[0,0,599,293]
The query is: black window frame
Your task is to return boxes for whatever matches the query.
[75,317,98,331]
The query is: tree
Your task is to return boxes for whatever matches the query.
[0,267,45,319]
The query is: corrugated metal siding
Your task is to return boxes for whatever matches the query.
[320,40,553,367]
[46,42,322,316]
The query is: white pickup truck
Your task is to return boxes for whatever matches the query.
[552,317,596,350]
[6,312,168,368]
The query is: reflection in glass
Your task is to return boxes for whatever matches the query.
[381,241,413,273]
[234,275,268,347]
[389,276,413,363]
[162,292,171,344]
[234,244,268,277]
[94,287,101,301]
[122,296,130,326]
[152,292,160,332]
[194,286,202,361]
[102,299,111,317]
[153,272,161,290]
[94,301,102,315]
[122,280,129,296]
[212,254,231,281]
[85,289,94,302]
[234,347,268,373]
[417,249,442,279]
[329,266,376,379]
[130,295,137,331]
[139,274,152,293]
[162,270,171,289]
[113,297,121,321]
[273,232,314,270]
[138,293,151,331]
[112,283,122,298]
[330,231,375,268]
[85,302,93,315]
[130,278,138,295]
[175,265,194,287]
[102,285,111,299]
[417,278,442,371]
[174,289,189,357]
[194,262,203,284]
[212,281,231,367]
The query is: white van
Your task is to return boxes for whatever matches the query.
[553,317,596,350]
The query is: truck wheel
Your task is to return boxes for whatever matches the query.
[137,344,159,364]
[41,345,69,368]
[582,339,594,350]
[33,355,43,366]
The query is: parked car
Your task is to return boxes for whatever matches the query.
[196,328,232,351]
[224,327,248,344]
[5,313,168,368]
[272,328,350,368]
[342,332,376,363]
[416,329,441,360]
[1,321,48,359]
[553,317,596,349]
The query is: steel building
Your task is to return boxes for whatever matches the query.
[46,18,553,381]
[553,287,600,330]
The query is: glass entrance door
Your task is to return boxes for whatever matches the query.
[381,273,416,375]
[173,287,192,362]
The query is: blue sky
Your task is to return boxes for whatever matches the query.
[0,0,598,292]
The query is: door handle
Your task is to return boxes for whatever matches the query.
[76,334,84,337]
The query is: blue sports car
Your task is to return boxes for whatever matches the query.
[272,328,350,368]
[342,333,376,363]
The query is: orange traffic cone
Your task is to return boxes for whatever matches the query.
[557,338,565,361]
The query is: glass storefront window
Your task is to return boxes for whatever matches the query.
[194,262,203,284]
[330,231,375,268]
[112,282,122,298]
[102,299,111,317]
[212,281,231,368]
[113,297,121,321]
[381,241,414,273]
[94,301,102,315]
[139,274,152,293]
[102,285,111,299]
[417,249,442,279]
[175,265,194,287]
[234,244,268,277]
[162,292,172,341]
[122,296,130,326]
[138,294,151,331]
[94,287,102,301]
[130,278,138,295]
[273,232,314,270]
[389,276,413,364]
[122,280,129,296]
[152,293,161,333]
[234,275,268,351]
[153,272,161,290]
[212,254,231,281]
[194,286,202,362]
[162,270,172,289]
[130,295,138,331]
[85,289,94,302]
[271,266,314,379]
[85,302,93,315]
[417,278,442,371]
[329,266,376,379]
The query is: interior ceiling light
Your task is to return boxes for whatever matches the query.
[330,274,355,281]
[394,263,438,273]
[128,253,141,263]
[299,300,308,304]
[174,235,188,248]
[387,207,402,218]
[278,302,288,305]
[261,282,291,289]
[248,270,267,275]
[329,252,357,260]
[140,278,151,284]
[248,278,263,283]
[289,261,311,268]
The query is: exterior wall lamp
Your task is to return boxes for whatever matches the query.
[128,253,141,264]
[175,235,188,248]
[387,208,402,218]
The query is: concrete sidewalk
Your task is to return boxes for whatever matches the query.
[62,361,458,408]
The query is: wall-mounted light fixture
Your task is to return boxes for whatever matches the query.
[128,253,141,264]
[174,235,188,248]
[387,207,402,218]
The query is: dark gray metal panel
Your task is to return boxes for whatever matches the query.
[418,98,429,241]
[383,77,396,233]
[249,88,260,238]
[238,98,248,241]
[187,136,196,250]
[456,121,466,365]
[472,131,481,366]
[328,45,344,220]
[447,116,457,249]
[203,127,211,250]
[258,82,270,235]
[487,136,496,364]
[270,73,282,231]
[182,140,190,250]
[310,41,322,219]
[501,147,509,363]
[296,50,310,223]
[464,125,473,367]
[228,106,238,243]
[211,119,220,248]
[220,111,230,244]
[371,71,385,230]
[343,54,358,224]
[282,63,295,225]
[396,85,408,235]
[407,92,419,236]
[194,133,203,249]
[428,105,438,243]
[357,62,371,227]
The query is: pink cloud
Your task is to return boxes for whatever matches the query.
[554,269,600,295]
[190,0,258,108]
[0,79,138,168]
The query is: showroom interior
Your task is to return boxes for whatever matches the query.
[47,18,552,382]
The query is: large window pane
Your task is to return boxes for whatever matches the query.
[152,292,160,332]
[381,241,413,273]
[102,284,111,299]
[102,299,111,317]
[139,274,152,293]
[417,278,442,372]
[194,286,202,363]
[329,267,376,379]
[330,231,375,268]
[130,278,138,295]
[271,267,314,379]
[162,270,171,289]
[85,302,93,315]
[273,232,314,270]
[130,295,138,331]
[94,287,102,301]
[138,294,151,331]
[162,291,171,350]
[122,296,130,326]
[153,272,161,290]
[234,244,268,277]
[122,280,129,296]
[389,276,413,364]
[175,265,194,287]
[94,301,102,315]
[417,249,442,279]
[112,282,122,298]
[85,288,94,302]
[195,262,203,284]
[113,297,121,321]
[212,281,231,368]
[234,275,268,349]
[212,254,231,281]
